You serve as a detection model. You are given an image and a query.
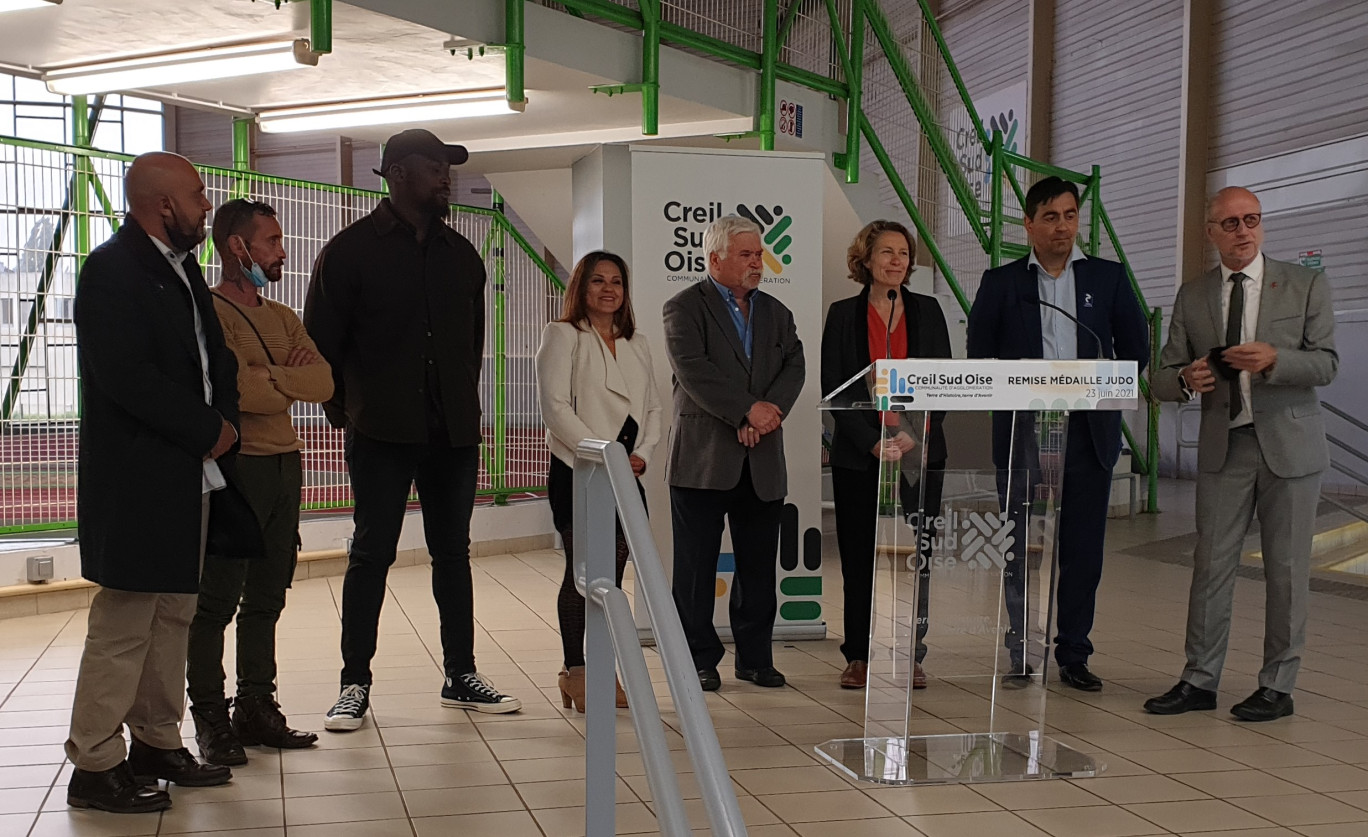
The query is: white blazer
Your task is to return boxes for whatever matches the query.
[535,320,663,469]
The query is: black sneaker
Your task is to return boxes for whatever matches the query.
[441,673,522,714]
[323,684,370,732]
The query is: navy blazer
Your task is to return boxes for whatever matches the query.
[966,254,1149,471]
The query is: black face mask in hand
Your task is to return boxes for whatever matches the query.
[1207,346,1239,381]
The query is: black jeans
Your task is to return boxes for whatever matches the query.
[830,463,944,664]
[187,452,302,707]
[340,431,479,686]
[670,461,783,671]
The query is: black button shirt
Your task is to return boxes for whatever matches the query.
[304,199,486,447]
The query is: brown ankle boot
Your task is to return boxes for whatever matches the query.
[558,667,586,713]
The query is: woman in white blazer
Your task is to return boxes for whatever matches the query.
[535,250,662,712]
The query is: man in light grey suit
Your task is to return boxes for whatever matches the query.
[1144,187,1338,722]
[663,215,805,692]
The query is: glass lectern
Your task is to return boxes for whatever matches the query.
[815,358,1138,785]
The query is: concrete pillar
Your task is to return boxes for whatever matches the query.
[1176,0,1215,286]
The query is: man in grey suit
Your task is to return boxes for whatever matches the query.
[1145,187,1338,722]
[663,215,805,691]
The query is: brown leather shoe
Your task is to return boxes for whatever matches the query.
[913,662,927,690]
[839,660,867,689]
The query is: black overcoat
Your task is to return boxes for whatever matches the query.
[75,217,263,594]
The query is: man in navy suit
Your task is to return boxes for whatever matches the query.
[967,176,1148,691]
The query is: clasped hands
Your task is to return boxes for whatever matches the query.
[1180,341,1277,394]
[737,401,784,448]
[871,431,917,462]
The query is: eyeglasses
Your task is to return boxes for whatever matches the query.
[1209,213,1261,233]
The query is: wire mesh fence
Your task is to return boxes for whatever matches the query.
[0,136,563,533]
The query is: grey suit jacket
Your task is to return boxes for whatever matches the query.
[1153,256,1337,478]
[662,280,806,501]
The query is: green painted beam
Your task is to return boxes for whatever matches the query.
[864,2,989,252]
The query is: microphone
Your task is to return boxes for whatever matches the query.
[885,288,898,361]
[1026,296,1105,360]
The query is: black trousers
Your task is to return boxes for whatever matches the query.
[831,463,944,664]
[187,452,302,707]
[670,461,783,671]
[546,455,644,668]
[999,418,1112,667]
[340,431,479,686]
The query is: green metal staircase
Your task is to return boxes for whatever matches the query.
[541,0,1162,511]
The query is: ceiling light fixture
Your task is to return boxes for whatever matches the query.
[43,39,317,96]
[0,0,62,12]
[256,89,522,134]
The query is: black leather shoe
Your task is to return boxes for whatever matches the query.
[1059,663,1104,692]
[233,694,319,749]
[68,761,171,813]
[697,668,722,692]
[128,739,232,787]
[1000,662,1035,689]
[1143,681,1218,715]
[1231,687,1294,722]
[735,666,786,688]
[191,701,248,766]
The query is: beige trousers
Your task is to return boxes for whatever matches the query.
[64,496,208,771]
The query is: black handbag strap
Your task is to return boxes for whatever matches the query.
[211,291,277,365]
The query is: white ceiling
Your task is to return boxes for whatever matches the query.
[0,0,762,170]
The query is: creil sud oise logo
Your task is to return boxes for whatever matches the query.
[661,200,798,283]
[872,368,915,410]
[735,203,794,276]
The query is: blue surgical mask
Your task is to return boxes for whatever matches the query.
[233,235,270,288]
[240,261,269,288]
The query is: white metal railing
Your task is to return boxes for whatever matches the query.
[572,439,747,836]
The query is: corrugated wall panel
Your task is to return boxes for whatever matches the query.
[1211,0,1368,169]
[170,106,232,169]
[1261,204,1368,309]
[939,0,1029,101]
[1051,0,1184,309]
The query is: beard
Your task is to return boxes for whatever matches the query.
[166,205,207,252]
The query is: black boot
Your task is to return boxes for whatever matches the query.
[67,761,171,813]
[127,738,232,787]
[232,694,319,749]
[191,701,248,766]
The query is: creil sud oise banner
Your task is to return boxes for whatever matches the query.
[630,146,825,639]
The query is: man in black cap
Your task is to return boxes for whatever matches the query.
[305,128,520,731]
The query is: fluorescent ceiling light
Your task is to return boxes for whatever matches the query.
[257,89,522,133]
[0,0,61,12]
[44,39,317,96]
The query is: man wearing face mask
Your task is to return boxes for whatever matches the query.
[184,199,333,766]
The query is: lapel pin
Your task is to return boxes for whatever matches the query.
[1084,293,1094,308]
[1270,282,1278,289]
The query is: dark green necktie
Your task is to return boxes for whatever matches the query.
[1226,273,1247,420]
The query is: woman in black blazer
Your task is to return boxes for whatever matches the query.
[820,220,952,690]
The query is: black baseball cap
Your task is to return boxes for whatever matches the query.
[373,129,468,176]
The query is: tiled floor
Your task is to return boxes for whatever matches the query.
[3,479,1368,836]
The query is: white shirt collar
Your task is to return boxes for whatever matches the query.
[1219,251,1264,283]
[1028,243,1087,277]
[147,233,188,265]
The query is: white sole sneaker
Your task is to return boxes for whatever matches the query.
[323,713,365,731]
[440,696,523,714]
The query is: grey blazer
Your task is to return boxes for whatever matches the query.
[662,280,806,502]
[1153,256,1338,478]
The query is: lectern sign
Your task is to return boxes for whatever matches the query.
[873,359,1140,411]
